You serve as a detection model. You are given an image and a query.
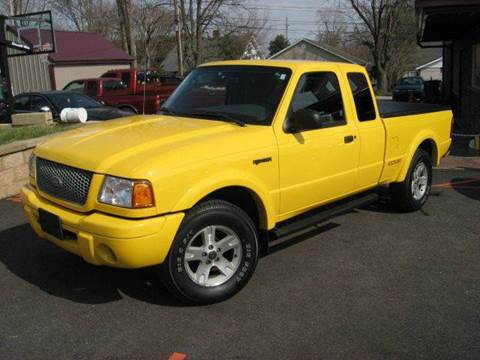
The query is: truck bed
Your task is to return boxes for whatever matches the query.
[377,100,450,118]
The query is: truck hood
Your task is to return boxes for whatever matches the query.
[35,115,272,177]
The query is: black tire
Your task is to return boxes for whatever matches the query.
[390,148,432,212]
[159,200,259,305]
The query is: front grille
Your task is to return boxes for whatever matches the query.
[36,158,93,205]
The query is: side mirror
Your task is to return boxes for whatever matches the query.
[40,106,51,112]
[285,109,332,133]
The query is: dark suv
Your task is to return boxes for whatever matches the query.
[392,76,425,102]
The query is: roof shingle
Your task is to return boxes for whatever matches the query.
[49,31,133,63]
[18,29,133,64]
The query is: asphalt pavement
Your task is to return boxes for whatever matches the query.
[1,168,479,360]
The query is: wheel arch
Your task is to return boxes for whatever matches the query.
[199,186,268,230]
[172,176,276,231]
[396,133,439,182]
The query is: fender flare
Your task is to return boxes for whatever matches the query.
[171,170,277,230]
[396,130,439,182]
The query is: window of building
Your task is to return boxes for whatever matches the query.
[473,43,480,89]
[289,71,346,127]
[347,73,376,121]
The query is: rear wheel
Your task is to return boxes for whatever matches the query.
[390,148,432,212]
[159,200,258,305]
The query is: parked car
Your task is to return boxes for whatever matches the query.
[392,76,425,102]
[12,91,131,121]
[22,60,452,305]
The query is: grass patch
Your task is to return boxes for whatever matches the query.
[0,124,84,146]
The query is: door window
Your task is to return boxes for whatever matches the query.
[14,95,30,111]
[86,81,99,97]
[290,72,346,128]
[63,81,84,92]
[347,73,376,121]
[30,95,50,112]
[103,80,126,93]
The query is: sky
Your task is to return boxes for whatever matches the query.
[239,0,349,46]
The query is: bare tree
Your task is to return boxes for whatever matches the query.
[133,0,174,68]
[49,0,116,35]
[316,10,348,49]
[348,0,415,93]
[177,0,256,70]
[116,0,137,67]
[3,0,48,15]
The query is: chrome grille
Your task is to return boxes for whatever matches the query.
[36,158,92,205]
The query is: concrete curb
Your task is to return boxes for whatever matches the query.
[438,155,480,171]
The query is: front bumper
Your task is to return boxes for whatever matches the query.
[21,185,184,268]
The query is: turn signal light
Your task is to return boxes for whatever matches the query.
[133,181,155,208]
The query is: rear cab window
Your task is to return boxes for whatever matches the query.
[14,95,30,112]
[347,73,377,121]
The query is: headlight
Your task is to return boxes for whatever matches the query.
[28,154,36,180]
[98,176,154,208]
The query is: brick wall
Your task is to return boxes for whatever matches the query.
[0,137,48,199]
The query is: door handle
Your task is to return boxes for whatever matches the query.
[344,135,356,144]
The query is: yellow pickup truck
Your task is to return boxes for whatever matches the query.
[22,60,452,304]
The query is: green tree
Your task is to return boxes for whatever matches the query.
[268,34,290,56]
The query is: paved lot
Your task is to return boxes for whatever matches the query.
[1,168,479,360]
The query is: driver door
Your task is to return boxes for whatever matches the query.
[276,70,360,218]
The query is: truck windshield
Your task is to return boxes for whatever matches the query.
[161,66,292,126]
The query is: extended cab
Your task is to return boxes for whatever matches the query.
[22,60,452,304]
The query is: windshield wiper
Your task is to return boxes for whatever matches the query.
[182,111,246,127]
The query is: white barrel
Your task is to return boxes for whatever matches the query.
[60,107,88,123]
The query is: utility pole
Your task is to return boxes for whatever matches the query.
[173,0,184,77]
[0,16,13,103]
[285,16,289,40]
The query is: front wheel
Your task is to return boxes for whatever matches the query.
[158,200,259,305]
[390,148,432,212]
